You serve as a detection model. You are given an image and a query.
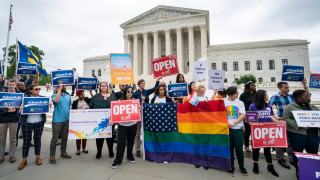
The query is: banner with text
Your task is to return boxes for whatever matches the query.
[77,77,98,90]
[251,121,288,149]
[22,97,50,114]
[69,109,112,139]
[0,92,24,108]
[110,53,134,85]
[310,73,320,89]
[16,62,37,75]
[152,54,179,78]
[111,100,141,123]
[51,70,74,86]
[281,65,304,82]
[292,111,320,127]
[168,83,188,97]
[209,70,225,90]
[193,61,208,82]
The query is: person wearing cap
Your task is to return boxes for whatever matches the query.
[72,89,93,155]
[239,80,256,153]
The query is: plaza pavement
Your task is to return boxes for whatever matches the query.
[0,129,297,180]
[0,88,299,180]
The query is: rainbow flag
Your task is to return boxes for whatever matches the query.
[187,91,199,106]
[141,94,146,101]
[143,101,231,170]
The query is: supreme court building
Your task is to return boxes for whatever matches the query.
[83,5,311,87]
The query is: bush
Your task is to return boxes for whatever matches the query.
[236,74,257,85]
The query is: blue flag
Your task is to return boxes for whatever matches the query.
[18,41,47,76]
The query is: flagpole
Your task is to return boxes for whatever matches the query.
[15,38,18,76]
[4,4,13,78]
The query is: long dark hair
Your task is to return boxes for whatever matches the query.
[244,82,256,94]
[188,81,195,95]
[154,85,167,96]
[253,90,268,110]
[122,86,133,100]
[176,74,185,83]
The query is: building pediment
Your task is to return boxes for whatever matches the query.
[120,5,209,28]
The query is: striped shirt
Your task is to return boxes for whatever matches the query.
[268,92,294,117]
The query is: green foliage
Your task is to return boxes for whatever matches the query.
[2,43,45,79]
[236,74,257,85]
[38,74,52,86]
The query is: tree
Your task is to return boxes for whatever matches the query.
[2,44,50,85]
[236,74,257,85]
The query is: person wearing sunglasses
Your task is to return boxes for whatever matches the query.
[112,86,138,169]
[18,84,50,170]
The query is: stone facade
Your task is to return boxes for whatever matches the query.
[83,5,311,88]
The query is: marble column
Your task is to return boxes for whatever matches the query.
[143,32,148,76]
[200,25,208,58]
[128,35,133,57]
[153,31,159,59]
[188,26,195,73]
[124,34,129,53]
[165,29,171,56]
[176,27,183,73]
[133,34,139,75]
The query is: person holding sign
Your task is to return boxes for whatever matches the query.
[84,82,117,159]
[133,77,162,157]
[18,84,50,170]
[72,90,94,155]
[182,81,196,103]
[223,86,248,176]
[283,89,320,178]
[112,86,138,169]
[49,83,72,164]
[151,85,172,103]
[0,79,20,164]
[249,90,280,177]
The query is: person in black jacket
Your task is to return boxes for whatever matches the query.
[151,85,172,104]
[239,80,256,153]
[112,86,138,169]
[0,79,21,164]
[72,89,93,155]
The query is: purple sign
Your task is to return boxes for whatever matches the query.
[246,111,258,122]
[299,157,320,180]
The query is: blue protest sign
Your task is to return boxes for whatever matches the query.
[310,73,320,89]
[281,65,304,82]
[51,70,74,86]
[299,157,320,180]
[22,97,50,114]
[168,83,188,97]
[0,92,24,108]
[77,77,98,90]
[16,62,37,75]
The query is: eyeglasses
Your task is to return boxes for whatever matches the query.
[33,88,41,91]
[127,91,133,93]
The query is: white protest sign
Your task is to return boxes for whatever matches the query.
[209,70,225,90]
[292,111,320,127]
[193,61,208,82]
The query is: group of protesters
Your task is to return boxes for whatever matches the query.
[0,73,319,180]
